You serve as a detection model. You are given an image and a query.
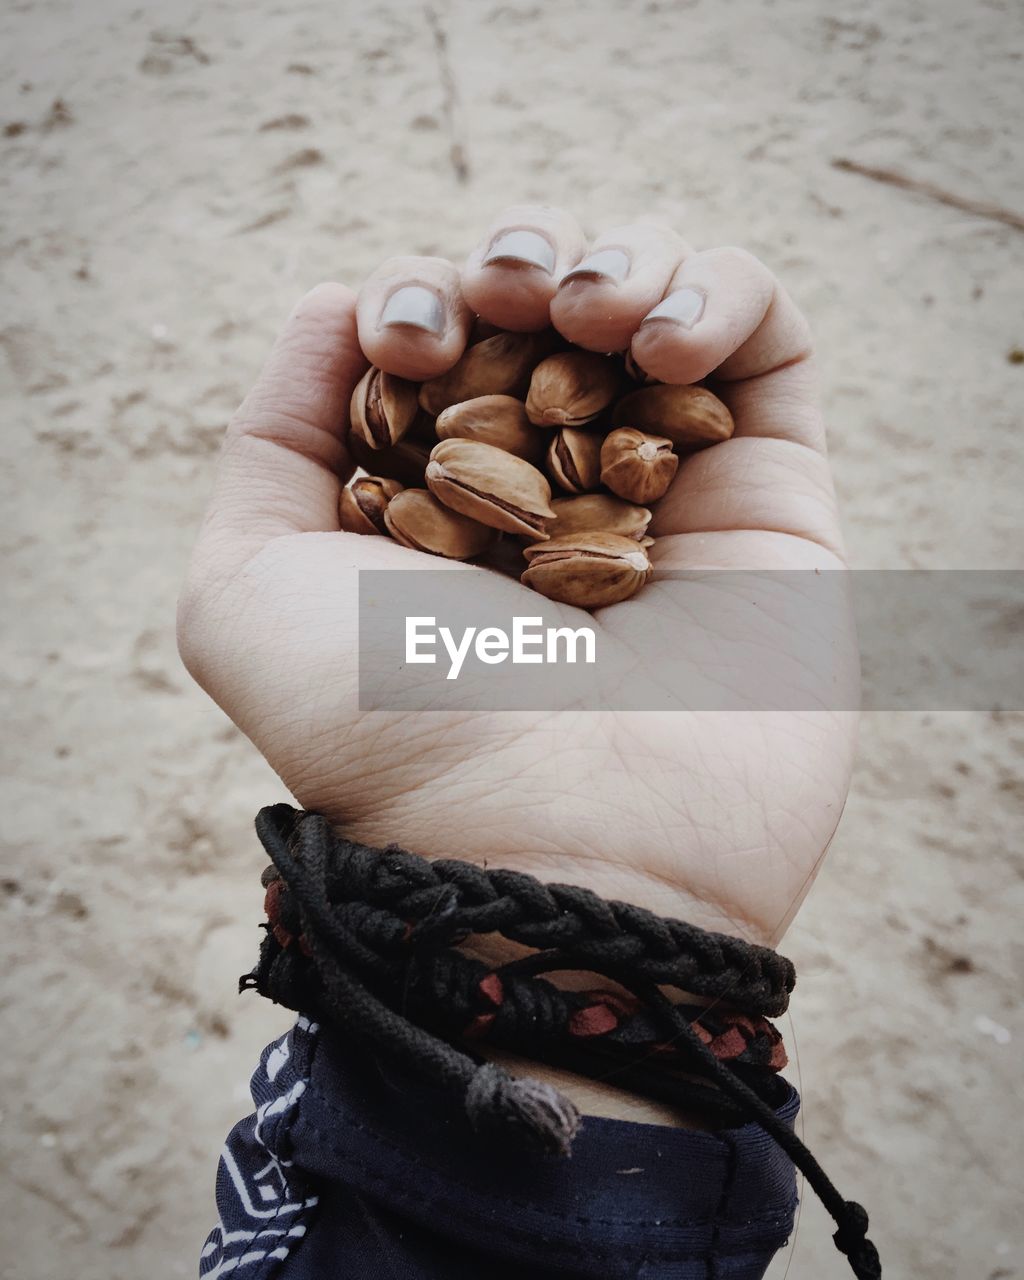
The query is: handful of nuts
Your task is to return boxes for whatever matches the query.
[340,331,735,609]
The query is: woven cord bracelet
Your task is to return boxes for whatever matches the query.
[241,804,881,1280]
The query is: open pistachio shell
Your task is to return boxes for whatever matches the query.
[350,366,420,449]
[339,476,404,535]
[522,531,652,608]
[526,351,621,427]
[384,488,495,559]
[549,494,652,541]
[425,438,554,538]
[612,384,734,449]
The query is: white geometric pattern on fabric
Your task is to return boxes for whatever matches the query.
[199,1018,321,1278]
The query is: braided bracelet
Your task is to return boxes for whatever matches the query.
[241,804,880,1280]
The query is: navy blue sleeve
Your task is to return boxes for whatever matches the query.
[201,1016,798,1280]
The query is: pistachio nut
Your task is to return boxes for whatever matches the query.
[600,428,679,504]
[435,395,545,463]
[525,351,621,427]
[350,366,419,450]
[546,427,603,494]
[521,531,652,608]
[339,475,404,536]
[425,439,554,538]
[384,488,495,559]
[347,430,432,488]
[549,493,652,541]
[418,331,548,415]
[612,384,735,448]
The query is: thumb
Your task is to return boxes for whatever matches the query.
[201,282,367,552]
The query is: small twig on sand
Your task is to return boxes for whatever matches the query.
[425,5,470,185]
[832,157,1024,234]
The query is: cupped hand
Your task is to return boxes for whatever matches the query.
[178,207,857,948]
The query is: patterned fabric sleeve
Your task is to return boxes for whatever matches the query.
[199,1016,322,1279]
[200,1014,799,1279]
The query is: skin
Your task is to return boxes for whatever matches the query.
[178,206,858,1125]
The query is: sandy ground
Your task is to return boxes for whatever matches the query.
[2,0,1022,1276]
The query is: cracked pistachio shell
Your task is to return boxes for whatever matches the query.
[339,476,404,536]
[525,351,622,427]
[521,531,652,608]
[425,438,554,538]
[546,427,603,494]
[418,332,549,416]
[350,366,420,449]
[600,428,679,505]
[435,395,545,463]
[612,384,735,448]
[549,494,652,541]
[383,489,495,559]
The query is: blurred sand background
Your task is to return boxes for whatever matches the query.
[2,0,1022,1276]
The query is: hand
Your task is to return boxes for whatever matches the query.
[179,206,857,955]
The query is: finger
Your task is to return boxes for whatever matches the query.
[629,246,819,446]
[357,256,473,382]
[205,282,365,547]
[649,358,843,558]
[627,246,840,556]
[714,360,825,450]
[550,221,690,353]
[650,430,845,562]
[461,205,588,332]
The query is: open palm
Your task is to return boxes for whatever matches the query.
[179,207,857,948]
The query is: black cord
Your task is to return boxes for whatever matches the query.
[243,804,880,1278]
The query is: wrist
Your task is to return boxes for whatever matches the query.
[478,1047,712,1129]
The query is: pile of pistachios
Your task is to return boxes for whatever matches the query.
[340,330,735,608]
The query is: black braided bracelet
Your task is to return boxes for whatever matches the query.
[241,804,881,1280]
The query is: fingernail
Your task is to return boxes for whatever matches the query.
[380,285,446,335]
[482,229,556,273]
[560,248,631,286]
[642,287,707,329]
